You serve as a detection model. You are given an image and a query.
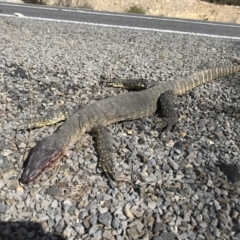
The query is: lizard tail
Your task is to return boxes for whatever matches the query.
[175,65,240,95]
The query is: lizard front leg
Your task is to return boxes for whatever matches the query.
[19,107,72,130]
[100,78,156,91]
[156,90,178,133]
[93,125,116,180]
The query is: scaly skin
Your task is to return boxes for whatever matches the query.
[19,107,71,130]
[20,65,240,184]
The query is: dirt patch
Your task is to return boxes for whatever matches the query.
[47,0,240,24]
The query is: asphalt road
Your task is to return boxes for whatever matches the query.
[0,2,240,39]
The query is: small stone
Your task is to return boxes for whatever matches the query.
[214,200,221,211]
[63,225,77,238]
[51,199,58,208]
[153,222,166,234]
[174,148,182,155]
[87,163,96,169]
[138,138,145,144]
[46,185,59,196]
[166,140,175,148]
[127,227,139,239]
[114,208,126,220]
[18,142,27,149]
[169,159,179,170]
[190,217,197,227]
[183,211,191,222]
[98,212,112,227]
[131,206,144,218]
[1,149,12,157]
[185,163,193,168]
[148,201,157,210]
[173,141,184,151]
[93,230,102,240]
[56,221,64,233]
[207,178,213,187]
[199,222,207,229]
[83,216,91,229]
[207,139,214,145]
[161,232,177,240]
[16,201,25,210]
[85,201,97,211]
[62,199,75,215]
[16,184,24,194]
[21,211,33,218]
[0,154,11,170]
[186,152,197,160]
[102,230,113,240]
[124,204,134,219]
[89,225,98,235]
[0,203,8,214]
[235,204,240,212]
[112,217,120,229]
[211,218,218,227]
[217,198,229,204]
[0,180,5,189]
[138,154,149,163]
[103,194,112,201]
[121,220,128,231]
[75,224,85,235]
[98,206,108,214]
[79,211,88,220]
[89,214,98,225]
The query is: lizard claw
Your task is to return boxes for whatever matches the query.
[155,117,177,136]
[99,155,117,181]
[94,125,118,181]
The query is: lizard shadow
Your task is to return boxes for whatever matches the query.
[0,220,65,240]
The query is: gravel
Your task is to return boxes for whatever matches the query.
[0,15,240,240]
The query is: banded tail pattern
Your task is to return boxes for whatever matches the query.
[175,65,240,95]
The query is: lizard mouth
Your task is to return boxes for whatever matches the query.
[20,138,64,184]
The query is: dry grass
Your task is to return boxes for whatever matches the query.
[76,0,93,8]
[23,0,47,4]
[126,4,146,14]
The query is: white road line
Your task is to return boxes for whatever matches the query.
[14,12,24,17]
[1,2,240,29]
[74,9,240,29]
[1,14,240,40]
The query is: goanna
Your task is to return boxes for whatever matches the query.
[20,63,240,184]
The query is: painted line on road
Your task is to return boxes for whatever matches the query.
[1,13,240,40]
[74,9,240,29]
[1,2,240,29]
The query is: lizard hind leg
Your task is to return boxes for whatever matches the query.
[93,125,117,181]
[155,90,178,133]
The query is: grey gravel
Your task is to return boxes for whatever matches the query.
[98,212,112,226]
[62,199,75,215]
[0,15,240,240]
[46,185,60,196]
[112,217,121,229]
[161,232,178,240]
[0,203,8,214]
[0,154,11,170]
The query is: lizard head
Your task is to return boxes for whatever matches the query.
[20,136,64,184]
